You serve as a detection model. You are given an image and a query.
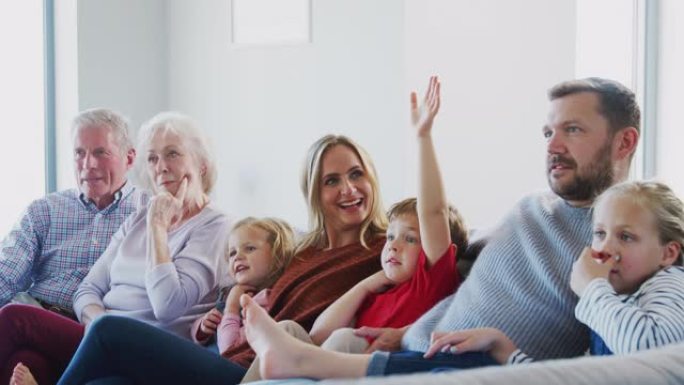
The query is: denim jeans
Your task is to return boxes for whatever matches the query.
[589,330,613,356]
[58,315,247,385]
[367,350,499,376]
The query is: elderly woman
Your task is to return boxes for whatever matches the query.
[5,112,229,385]
[49,135,387,385]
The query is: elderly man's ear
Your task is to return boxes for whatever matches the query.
[126,148,136,169]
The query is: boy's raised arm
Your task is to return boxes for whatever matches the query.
[414,76,451,266]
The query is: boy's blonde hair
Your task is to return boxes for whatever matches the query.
[594,181,684,265]
[386,198,469,255]
[228,217,297,289]
[297,135,388,253]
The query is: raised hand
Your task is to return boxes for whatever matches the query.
[147,177,188,230]
[411,75,441,138]
[424,328,517,364]
[570,246,615,297]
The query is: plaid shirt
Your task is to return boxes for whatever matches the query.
[0,182,144,309]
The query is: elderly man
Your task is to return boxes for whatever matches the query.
[0,108,143,318]
[20,78,643,385]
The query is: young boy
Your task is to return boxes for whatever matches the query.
[235,76,466,383]
[309,197,466,352]
[308,76,467,353]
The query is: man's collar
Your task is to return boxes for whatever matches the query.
[78,181,133,210]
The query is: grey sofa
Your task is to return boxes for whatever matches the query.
[316,342,684,385]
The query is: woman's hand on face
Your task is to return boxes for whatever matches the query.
[147,177,188,230]
[411,75,441,138]
[424,328,516,364]
[570,246,614,297]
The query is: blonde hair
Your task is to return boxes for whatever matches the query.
[136,112,217,194]
[387,198,469,256]
[594,180,684,265]
[297,135,387,252]
[228,217,297,289]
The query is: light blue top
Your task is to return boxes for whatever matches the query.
[0,182,143,308]
[404,192,593,359]
[73,203,230,339]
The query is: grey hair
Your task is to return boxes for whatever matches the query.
[136,111,217,194]
[71,108,134,154]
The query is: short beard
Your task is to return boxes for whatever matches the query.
[548,141,615,203]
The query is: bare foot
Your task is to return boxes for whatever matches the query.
[10,363,38,385]
[241,294,325,379]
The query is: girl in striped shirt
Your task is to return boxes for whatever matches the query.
[425,180,684,364]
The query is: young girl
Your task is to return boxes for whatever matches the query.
[236,75,466,383]
[425,180,684,363]
[191,217,296,354]
[234,180,684,382]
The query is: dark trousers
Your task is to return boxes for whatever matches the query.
[0,304,84,385]
[368,350,499,376]
[58,315,247,385]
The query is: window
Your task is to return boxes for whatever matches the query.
[0,0,46,234]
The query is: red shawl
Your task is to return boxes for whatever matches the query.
[224,236,385,367]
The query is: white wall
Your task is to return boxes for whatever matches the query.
[574,0,636,86]
[57,0,169,189]
[0,0,45,235]
[404,0,576,228]
[55,0,79,190]
[656,0,684,197]
[164,0,576,230]
[78,0,168,129]
[166,0,406,230]
[69,0,578,230]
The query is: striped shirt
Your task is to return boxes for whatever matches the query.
[403,192,593,359]
[0,183,144,309]
[576,265,684,354]
[509,265,684,364]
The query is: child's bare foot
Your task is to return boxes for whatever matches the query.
[241,294,327,379]
[10,363,38,385]
[241,294,370,380]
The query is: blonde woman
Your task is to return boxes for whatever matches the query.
[51,135,387,385]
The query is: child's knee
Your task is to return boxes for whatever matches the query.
[277,320,309,340]
[321,328,367,353]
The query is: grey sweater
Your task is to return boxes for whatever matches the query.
[404,192,592,359]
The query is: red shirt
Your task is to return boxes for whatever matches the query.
[354,244,459,333]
